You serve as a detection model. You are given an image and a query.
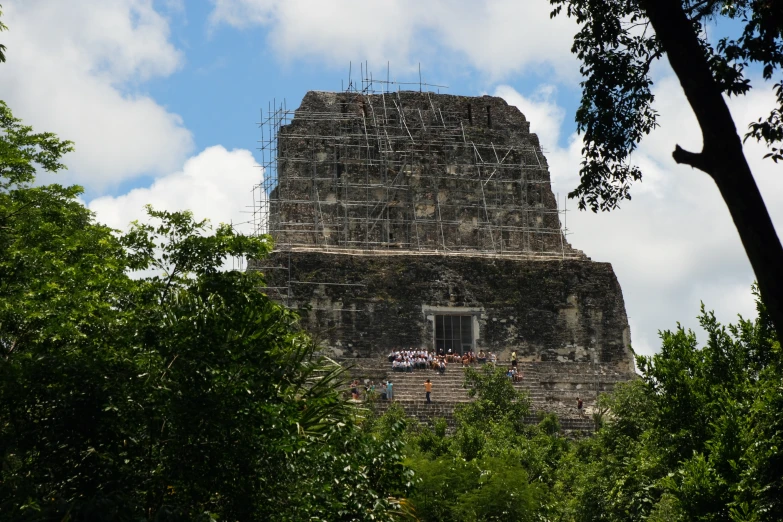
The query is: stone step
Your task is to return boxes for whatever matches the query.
[344,358,633,374]
[370,389,595,406]
[373,370,620,380]
[384,376,601,391]
[372,400,596,433]
[346,357,634,434]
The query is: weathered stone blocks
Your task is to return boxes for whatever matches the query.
[257,89,636,386]
[261,251,634,372]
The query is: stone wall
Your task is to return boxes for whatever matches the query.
[256,89,635,377]
[259,250,634,372]
[269,90,576,256]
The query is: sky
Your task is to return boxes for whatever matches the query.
[2,0,781,357]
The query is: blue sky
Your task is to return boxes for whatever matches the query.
[140,0,583,177]
[2,0,781,356]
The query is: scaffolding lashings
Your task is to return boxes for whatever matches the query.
[254,86,580,259]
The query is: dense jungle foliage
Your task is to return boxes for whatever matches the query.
[367,291,782,521]
[1,10,782,517]
[0,100,411,521]
[1,96,782,521]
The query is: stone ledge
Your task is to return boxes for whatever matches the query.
[273,246,588,262]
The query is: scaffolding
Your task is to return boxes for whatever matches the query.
[252,73,575,262]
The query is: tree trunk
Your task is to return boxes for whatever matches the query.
[641,0,783,341]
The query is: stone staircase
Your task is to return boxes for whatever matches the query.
[341,358,636,433]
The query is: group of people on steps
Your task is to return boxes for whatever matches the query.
[362,350,588,413]
[351,379,393,401]
[388,348,500,372]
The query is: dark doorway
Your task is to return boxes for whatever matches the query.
[435,315,474,354]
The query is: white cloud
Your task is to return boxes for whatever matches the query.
[161,0,186,14]
[492,84,565,152]
[497,80,783,357]
[209,0,579,80]
[1,1,193,190]
[89,146,260,235]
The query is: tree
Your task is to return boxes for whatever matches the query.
[0,97,411,520]
[0,4,6,63]
[0,100,109,356]
[550,0,783,340]
[391,366,563,521]
[555,289,782,521]
[458,364,531,432]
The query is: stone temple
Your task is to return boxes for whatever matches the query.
[253,88,636,429]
